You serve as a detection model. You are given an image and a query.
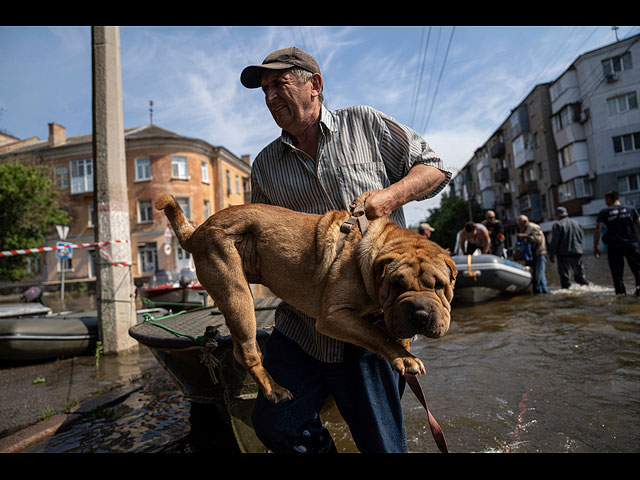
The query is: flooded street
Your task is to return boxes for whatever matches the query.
[14,254,640,453]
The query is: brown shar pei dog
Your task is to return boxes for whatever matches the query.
[155,194,457,403]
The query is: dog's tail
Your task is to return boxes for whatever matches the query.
[155,194,195,252]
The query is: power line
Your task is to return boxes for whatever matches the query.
[422,26,456,134]
[410,27,431,128]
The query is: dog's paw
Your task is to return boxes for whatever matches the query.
[265,385,293,403]
[391,355,426,376]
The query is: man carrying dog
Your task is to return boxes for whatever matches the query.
[238,46,451,453]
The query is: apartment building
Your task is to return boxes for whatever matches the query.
[451,33,640,249]
[0,123,251,287]
[451,82,558,249]
[551,33,640,217]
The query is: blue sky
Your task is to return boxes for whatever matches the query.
[1,25,638,227]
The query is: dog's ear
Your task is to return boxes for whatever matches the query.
[441,254,458,282]
[373,253,394,282]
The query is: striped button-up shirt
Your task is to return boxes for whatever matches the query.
[251,104,451,362]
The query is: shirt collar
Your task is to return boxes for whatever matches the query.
[279,104,335,149]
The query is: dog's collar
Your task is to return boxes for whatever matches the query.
[335,203,369,256]
[340,203,369,236]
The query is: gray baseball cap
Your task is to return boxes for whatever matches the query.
[240,47,321,89]
[555,206,568,218]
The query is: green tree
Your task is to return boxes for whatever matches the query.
[0,163,69,281]
[423,193,484,252]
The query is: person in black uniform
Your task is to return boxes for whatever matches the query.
[594,191,640,297]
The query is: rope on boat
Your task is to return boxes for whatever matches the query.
[141,297,203,308]
[467,254,478,281]
[141,310,207,346]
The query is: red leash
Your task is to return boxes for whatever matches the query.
[404,373,449,453]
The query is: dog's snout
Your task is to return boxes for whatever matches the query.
[412,309,431,328]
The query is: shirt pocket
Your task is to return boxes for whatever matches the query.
[336,162,388,198]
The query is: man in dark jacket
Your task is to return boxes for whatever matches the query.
[548,207,589,289]
[594,191,640,297]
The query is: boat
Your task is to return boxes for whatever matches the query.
[129,296,281,453]
[0,302,52,319]
[452,254,532,304]
[139,269,208,311]
[0,307,168,362]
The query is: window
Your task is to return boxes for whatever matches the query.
[70,158,93,194]
[138,200,153,223]
[558,145,574,168]
[26,256,40,275]
[553,105,575,133]
[523,165,535,182]
[618,173,640,193]
[612,131,640,154]
[135,158,151,181]
[558,182,574,202]
[519,194,531,210]
[54,166,68,189]
[602,51,632,76]
[235,175,241,195]
[138,243,158,274]
[88,203,95,227]
[203,200,211,219]
[57,257,73,272]
[574,177,593,198]
[176,197,191,220]
[171,156,188,179]
[607,92,638,115]
[512,136,525,157]
[201,161,210,183]
[226,170,232,195]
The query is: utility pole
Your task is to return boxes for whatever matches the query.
[92,26,137,354]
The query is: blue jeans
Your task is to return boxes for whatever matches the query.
[532,253,548,294]
[251,329,407,453]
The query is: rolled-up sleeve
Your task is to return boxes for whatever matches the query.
[378,110,451,200]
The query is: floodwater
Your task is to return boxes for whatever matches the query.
[19,254,640,453]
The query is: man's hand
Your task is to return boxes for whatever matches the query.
[350,164,447,219]
[235,232,262,283]
[350,189,396,219]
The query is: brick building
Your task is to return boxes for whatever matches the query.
[0,123,251,288]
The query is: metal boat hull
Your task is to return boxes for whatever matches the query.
[452,254,532,304]
[129,296,281,453]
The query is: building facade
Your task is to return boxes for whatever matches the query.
[0,123,251,288]
[451,33,640,250]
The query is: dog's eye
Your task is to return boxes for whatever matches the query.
[434,279,444,291]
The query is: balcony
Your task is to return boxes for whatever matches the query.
[554,122,586,150]
[494,168,509,182]
[495,192,512,206]
[513,146,535,169]
[518,180,539,195]
[490,141,505,158]
[560,158,591,184]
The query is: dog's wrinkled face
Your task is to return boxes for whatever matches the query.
[375,245,457,340]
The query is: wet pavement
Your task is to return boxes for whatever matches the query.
[0,345,160,453]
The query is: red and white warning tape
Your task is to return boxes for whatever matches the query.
[0,240,132,267]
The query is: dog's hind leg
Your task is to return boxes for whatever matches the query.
[194,238,293,404]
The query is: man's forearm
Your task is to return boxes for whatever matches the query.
[353,164,447,218]
[388,164,447,206]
